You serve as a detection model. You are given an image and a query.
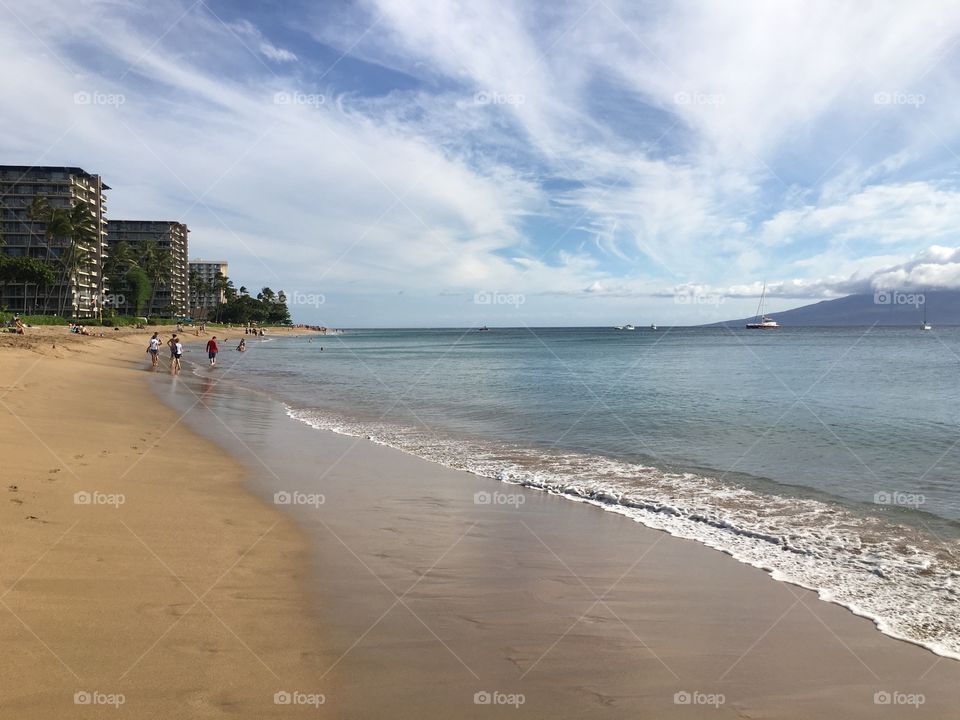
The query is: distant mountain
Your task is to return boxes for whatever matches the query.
[709,290,954,327]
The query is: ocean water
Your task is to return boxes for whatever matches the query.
[208,326,960,659]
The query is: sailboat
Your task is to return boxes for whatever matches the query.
[745,282,779,329]
[922,299,932,331]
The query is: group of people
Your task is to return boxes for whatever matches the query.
[146,331,246,373]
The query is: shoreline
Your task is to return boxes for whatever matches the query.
[281,390,960,663]
[162,356,960,718]
[0,326,332,718]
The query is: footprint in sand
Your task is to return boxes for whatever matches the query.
[73,454,84,460]
[137,600,196,619]
[8,484,17,492]
[48,468,60,474]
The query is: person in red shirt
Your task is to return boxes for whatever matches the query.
[206,336,219,366]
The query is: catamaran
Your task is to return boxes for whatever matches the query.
[746,283,779,329]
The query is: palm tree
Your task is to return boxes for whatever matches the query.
[197,278,210,320]
[188,268,199,315]
[56,202,98,317]
[138,239,173,318]
[104,240,137,315]
[211,270,231,322]
[25,197,72,314]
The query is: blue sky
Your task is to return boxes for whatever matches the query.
[4,0,960,325]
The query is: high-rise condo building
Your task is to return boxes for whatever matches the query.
[0,165,109,317]
[107,220,190,317]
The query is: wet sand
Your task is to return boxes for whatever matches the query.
[168,370,960,719]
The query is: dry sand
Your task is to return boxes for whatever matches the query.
[0,325,332,718]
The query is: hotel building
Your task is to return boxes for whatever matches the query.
[0,165,109,317]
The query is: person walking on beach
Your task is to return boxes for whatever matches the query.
[146,332,161,368]
[206,336,219,366]
[167,334,180,373]
[171,337,183,374]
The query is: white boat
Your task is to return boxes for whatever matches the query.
[624,324,635,331]
[650,323,657,330]
[922,299,932,330]
[746,282,779,329]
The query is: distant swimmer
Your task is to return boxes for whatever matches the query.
[237,338,246,352]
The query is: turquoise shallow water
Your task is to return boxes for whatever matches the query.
[196,326,960,658]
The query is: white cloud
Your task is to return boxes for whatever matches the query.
[759,182,960,248]
[228,18,298,62]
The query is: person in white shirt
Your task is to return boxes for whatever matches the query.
[170,336,183,374]
[146,332,160,368]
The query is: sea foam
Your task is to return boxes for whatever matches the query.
[285,405,960,660]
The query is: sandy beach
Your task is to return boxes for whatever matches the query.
[0,326,331,718]
[4,326,960,718]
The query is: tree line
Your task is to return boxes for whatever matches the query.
[190,269,290,324]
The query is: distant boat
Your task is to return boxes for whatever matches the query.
[650,323,657,330]
[624,324,635,331]
[922,300,932,331]
[746,282,779,329]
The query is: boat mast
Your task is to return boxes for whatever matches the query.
[754,282,766,322]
